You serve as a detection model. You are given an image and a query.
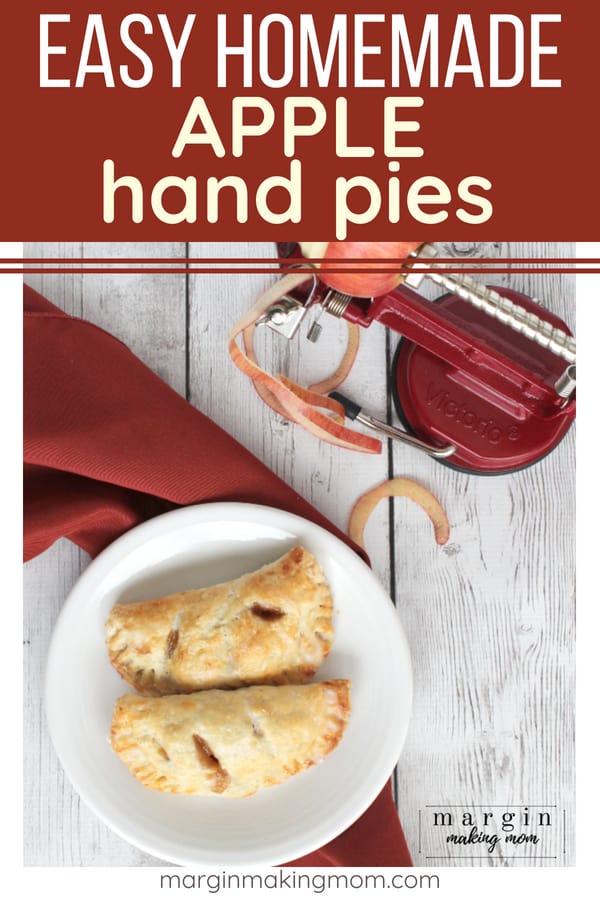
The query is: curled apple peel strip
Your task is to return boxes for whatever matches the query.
[229,272,381,454]
[242,323,293,420]
[242,318,361,415]
[349,478,450,550]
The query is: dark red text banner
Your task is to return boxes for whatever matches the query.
[2,2,598,239]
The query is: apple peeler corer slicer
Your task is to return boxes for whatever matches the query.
[258,242,575,475]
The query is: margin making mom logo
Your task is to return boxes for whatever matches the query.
[418,804,569,863]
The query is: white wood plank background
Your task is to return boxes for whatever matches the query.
[23,241,575,867]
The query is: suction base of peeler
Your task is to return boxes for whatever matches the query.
[390,288,575,475]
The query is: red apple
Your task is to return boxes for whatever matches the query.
[300,240,424,297]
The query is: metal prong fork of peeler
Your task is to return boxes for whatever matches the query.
[329,391,456,460]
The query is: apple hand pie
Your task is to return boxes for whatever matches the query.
[110,679,350,797]
[105,547,334,696]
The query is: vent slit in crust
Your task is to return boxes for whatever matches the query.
[165,628,179,658]
[192,734,230,793]
[153,740,170,761]
[250,603,285,620]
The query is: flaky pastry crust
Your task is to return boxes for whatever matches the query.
[110,680,351,797]
[105,547,334,695]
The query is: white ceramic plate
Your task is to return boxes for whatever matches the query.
[45,503,412,867]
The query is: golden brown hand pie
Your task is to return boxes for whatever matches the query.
[110,680,351,797]
[105,547,334,695]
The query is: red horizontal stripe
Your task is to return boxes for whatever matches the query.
[8,266,597,275]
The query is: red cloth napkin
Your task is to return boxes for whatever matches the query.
[23,284,412,867]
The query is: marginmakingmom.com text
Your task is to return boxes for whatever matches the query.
[160,871,440,893]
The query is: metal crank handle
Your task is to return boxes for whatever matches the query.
[406,244,576,365]
[329,392,456,460]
